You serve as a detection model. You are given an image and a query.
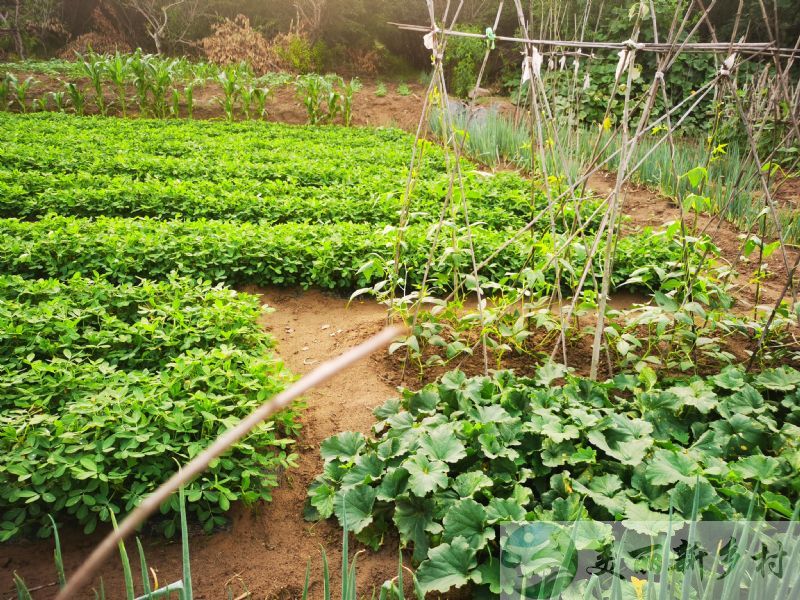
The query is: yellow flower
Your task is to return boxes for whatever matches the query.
[631,576,646,600]
[602,117,612,131]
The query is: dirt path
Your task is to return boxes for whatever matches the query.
[0,289,402,599]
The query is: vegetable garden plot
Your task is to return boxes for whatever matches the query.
[309,365,800,596]
[0,215,683,293]
[0,275,300,541]
[0,113,567,229]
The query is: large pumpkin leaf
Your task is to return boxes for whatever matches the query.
[404,453,449,496]
[340,452,384,487]
[732,455,781,485]
[376,466,409,502]
[486,497,527,523]
[416,536,479,594]
[670,480,717,515]
[333,483,376,534]
[755,367,800,391]
[587,414,653,465]
[419,425,467,463]
[644,449,701,486]
[667,380,718,414]
[443,498,494,549]
[394,494,436,562]
[321,431,365,463]
[453,471,493,498]
[308,478,335,519]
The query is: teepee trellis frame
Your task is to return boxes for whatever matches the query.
[391,0,800,379]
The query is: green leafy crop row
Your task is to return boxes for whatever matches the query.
[308,365,800,596]
[0,113,442,184]
[0,113,603,233]
[0,274,269,375]
[0,169,576,232]
[0,216,681,293]
[0,275,300,541]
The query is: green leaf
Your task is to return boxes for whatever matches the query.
[453,471,493,498]
[333,484,376,534]
[321,432,366,463]
[732,455,781,485]
[374,398,402,419]
[622,502,673,535]
[486,497,526,523]
[762,491,794,518]
[682,166,708,188]
[340,453,384,487]
[670,480,717,515]
[419,426,467,464]
[535,361,568,387]
[712,366,746,391]
[376,467,409,502]
[408,388,440,415]
[393,495,435,562]
[404,453,449,496]
[644,449,700,486]
[537,411,580,443]
[667,380,718,414]
[587,414,653,466]
[443,498,494,549]
[415,537,479,594]
[755,367,800,391]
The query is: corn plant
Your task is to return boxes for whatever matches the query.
[184,82,196,119]
[79,51,107,116]
[170,88,181,118]
[106,51,132,117]
[32,96,48,112]
[295,74,329,125]
[240,84,254,120]
[342,78,362,127]
[9,74,37,114]
[147,58,177,119]
[49,90,66,112]
[0,74,11,110]
[326,77,344,124]
[130,50,151,115]
[252,86,271,120]
[12,488,195,600]
[65,82,86,116]
[216,66,242,122]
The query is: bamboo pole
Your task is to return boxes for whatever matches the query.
[389,22,800,57]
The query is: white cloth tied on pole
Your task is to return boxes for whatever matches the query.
[614,39,644,82]
[559,55,567,70]
[720,52,737,76]
[423,28,440,50]
[522,47,543,84]
[583,71,591,90]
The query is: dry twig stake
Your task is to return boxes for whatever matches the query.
[55,326,405,600]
